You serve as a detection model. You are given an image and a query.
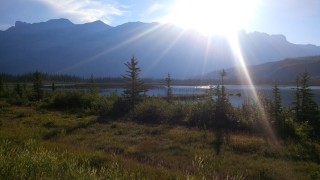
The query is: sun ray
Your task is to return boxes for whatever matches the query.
[227,33,279,145]
[201,35,214,77]
[58,23,165,74]
[142,26,188,76]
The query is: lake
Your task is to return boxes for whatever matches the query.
[98,85,320,107]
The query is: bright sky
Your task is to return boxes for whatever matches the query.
[0,0,319,45]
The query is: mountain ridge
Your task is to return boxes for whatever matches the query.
[1,18,320,78]
[206,56,320,84]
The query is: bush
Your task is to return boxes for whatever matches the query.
[48,91,121,116]
[132,98,189,125]
[166,103,189,125]
[188,100,216,128]
[108,95,130,117]
[132,98,171,124]
[51,91,93,110]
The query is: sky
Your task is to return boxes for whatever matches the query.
[0,0,320,45]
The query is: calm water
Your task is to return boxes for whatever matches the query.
[99,85,320,107]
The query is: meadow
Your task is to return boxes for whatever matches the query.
[0,99,319,179]
[1,70,320,179]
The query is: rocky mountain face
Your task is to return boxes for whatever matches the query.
[1,18,320,78]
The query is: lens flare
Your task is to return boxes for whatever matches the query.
[227,33,279,145]
[58,23,165,74]
[143,26,187,76]
[165,0,256,35]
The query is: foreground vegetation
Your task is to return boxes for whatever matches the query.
[0,102,319,179]
[0,61,320,179]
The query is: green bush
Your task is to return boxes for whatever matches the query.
[50,91,92,111]
[132,98,189,124]
[166,103,189,125]
[132,98,171,124]
[188,100,216,128]
[48,91,120,116]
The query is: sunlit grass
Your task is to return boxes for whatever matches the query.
[0,103,319,179]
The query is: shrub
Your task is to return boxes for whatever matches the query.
[188,100,216,128]
[108,95,129,117]
[48,91,118,116]
[51,91,91,110]
[132,98,170,124]
[166,103,189,125]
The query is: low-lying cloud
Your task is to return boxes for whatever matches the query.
[38,0,126,24]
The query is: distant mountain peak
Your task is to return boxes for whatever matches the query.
[46,18,73,24]
[15,21,29,27]
[84,20,110,27]
[91,20,106,24]
[12,18,74,31]
[43,18,74,28]
[247,31,288,42]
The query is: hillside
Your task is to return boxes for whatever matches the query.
[206,56,320,84]
[1,19,320,78]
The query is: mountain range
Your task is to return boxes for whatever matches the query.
[1,18,320,79]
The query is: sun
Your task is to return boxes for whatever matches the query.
[165,0,257,35]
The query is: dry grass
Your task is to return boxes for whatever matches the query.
[1,103,319,179]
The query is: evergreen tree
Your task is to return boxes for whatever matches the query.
[14,83,28,104]
[122,56,147,109]
[0,76,4,96]
[272,84,285,137]
[88,74,97,95]
[165,73,173,103]
[292,72,319,138]
[217,69,228,106]
[51,82,56,92]
[22,82,29,100]
[220,68,227,86]
[15,83,23,98]
[213,69,234,152]
[293,77,302,120]
[32,71,43,101]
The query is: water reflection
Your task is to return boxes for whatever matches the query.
[99,85,320,107]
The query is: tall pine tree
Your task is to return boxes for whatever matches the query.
[165,73,173,103]
[272,84,285,137]
[122,56,147,109]
[33,71,43,101]
[0,76,4,96]
[292,72,319,139]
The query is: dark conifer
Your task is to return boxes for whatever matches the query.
[122,56,147,109]
[32,71,43,101]
[52,82,56,92]
[165,73,173,103]
[292,72,319,139]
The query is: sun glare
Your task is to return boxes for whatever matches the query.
[166,0,256,35]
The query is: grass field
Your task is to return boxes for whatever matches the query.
[0,102,319,179]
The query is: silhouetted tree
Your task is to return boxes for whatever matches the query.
[51,82,56,92]
[122,56,147,109]
[212,69,235,154]
[0,76,4,96]
[88,73,97,95]
[13,82,28,104]
[220,69,227,85]
[32,71,43,101]
[217,69,228,105]
[165,73,173,103]
[15,83,23,98]
[271,84,286,137]
[293,72,319,139]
